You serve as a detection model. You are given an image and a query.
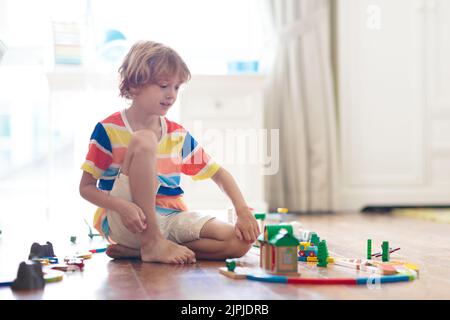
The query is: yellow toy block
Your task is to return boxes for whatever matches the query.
[307,256,318,262]
[327,257,335,263]
[277,208,289,213]
[299,242,310,250]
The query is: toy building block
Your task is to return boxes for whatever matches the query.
[28,241,55,260]
[382,241,390,262]
[254,213,266,221]
[299,242,310,250]
[317,240,329,268]
[277,208,289,214]
[225,259,237,272]
[367,239,372,260]
[307,245,318,257]
[307,256,318,262]
[11,260,45,291]
[309,233,320,246]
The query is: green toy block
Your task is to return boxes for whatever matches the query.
[310,233,320,246]
[317,240,329,268]
[225,259,237,271]
[254,213,266,220]
[382,241,390,262]
[367,239,372,260]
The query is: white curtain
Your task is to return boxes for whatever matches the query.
[263,0,338,212]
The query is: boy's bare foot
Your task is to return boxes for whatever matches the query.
[106,244,140,259]
[141,238,196,264]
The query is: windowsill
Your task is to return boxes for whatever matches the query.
[46,67,266,91]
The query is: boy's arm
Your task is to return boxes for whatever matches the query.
[211,167,260,243]
[79,171,147,233]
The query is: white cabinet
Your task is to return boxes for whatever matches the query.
[178,74,268,212]
[337,0,450,210]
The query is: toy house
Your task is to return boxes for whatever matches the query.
[258,224,299,275]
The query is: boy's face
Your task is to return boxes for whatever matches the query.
[132,76,183,116]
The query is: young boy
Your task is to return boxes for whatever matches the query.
[79,41,260,264]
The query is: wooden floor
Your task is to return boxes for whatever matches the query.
[1,211,450,300]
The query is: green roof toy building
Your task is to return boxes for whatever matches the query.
[259,224,299,275]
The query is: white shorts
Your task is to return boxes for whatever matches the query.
[106,173,215,249]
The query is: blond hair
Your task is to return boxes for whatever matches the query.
[118,41,191,99]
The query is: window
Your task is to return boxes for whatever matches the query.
[90,0,265,74]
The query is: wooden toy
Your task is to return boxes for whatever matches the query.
[50,264,81,272]
[220,265,413,285]
[89,247,108,253]
[221,232,418,287]
[70,251,92,259]
[269,229,299,275]
[334,257,419,276]
[372,247,400,258]
[258,224,299,275]
[43,270,64,283]
[219,267,250,280]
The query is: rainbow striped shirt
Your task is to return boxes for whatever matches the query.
[81,110,221,237]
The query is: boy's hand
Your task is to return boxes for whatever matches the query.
[116,199,147,233]
[234,207,260,243]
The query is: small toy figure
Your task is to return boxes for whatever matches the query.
[28,241,56,260]
[11,260,45,291]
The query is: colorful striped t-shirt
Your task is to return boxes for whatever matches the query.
[81,110,221,237]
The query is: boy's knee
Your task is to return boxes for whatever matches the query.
[130,130,158,154]
[226,238,252,258]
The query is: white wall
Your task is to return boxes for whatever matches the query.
[337,0,450,210]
